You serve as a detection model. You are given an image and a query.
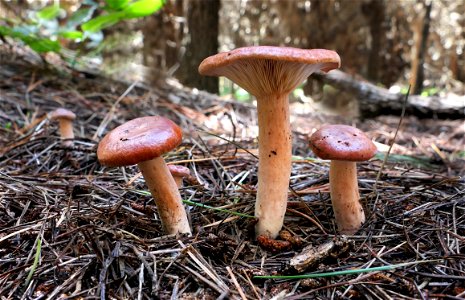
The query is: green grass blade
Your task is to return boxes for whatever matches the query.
[24,237,42,290]
[254,260,440,280]
[182,199,255,218]
[133,189,255,218]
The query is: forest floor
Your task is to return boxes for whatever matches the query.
[1,46,464,299]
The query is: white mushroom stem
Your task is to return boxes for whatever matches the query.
[329,160,365,234]
[58,118,74,147]
[138,156,191,235]
[254,94,292,238]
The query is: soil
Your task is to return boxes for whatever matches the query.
[1,46,464,299]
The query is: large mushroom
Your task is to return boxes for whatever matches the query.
[199,46,340,238]
[308,124,377,234]
[49,108,76,147]
[97,116,191,235]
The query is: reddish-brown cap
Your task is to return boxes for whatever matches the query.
[97,116,182,167]
[49,108,76,120]
[309,125,377,161]
[199,46,340,97]
[168,165,191,178]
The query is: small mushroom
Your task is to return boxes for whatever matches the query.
[168,165,191,188]
[49,108,76,147]
[309,124,377,234]
[199,46,340,238]
[97,116,191,235]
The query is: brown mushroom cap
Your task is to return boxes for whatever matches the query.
[97,116,182,167]
[168,165,191,178]
[199,46,340,97]
[309,125,377,161]
[49,108,76,120]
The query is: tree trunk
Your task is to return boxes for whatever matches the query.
[177,0,220,94]
[410,0,433,95]
[363,0,386,82]
[142,0,184,84]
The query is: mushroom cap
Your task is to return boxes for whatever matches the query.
[97,116,182,167]
[49,108,76,120]
[168,165,191,178]
[309,125,377,161]
[199,46,340,97]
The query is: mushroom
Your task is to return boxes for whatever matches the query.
[97,116,191,235]
[168,165,191,188]
[49,108,76,147]
[308,124,377,234]
[199,46,340,238]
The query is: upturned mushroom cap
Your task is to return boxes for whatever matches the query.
[97,116,182,167]
[199,46,340,97]
[49,108,76,120]
[168,165,191,178]
[309,125,377,161]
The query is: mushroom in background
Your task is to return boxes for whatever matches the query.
[199,46,340,239]
[49,108,76,147]
[308,124,377,234]
[97,116,191,235]
[168,165,191,188]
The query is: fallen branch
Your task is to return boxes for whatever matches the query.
[312,70,465,119]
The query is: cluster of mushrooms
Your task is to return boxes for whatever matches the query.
[52,46,378,240]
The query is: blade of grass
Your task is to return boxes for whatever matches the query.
[254,259,440,280]
[374,152,436,169]
[23,236,42,291]
[133,189,255,218]
[182,199,255,218]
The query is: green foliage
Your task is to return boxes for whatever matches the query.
[81,12,124,32]
[37,4,61,20]
[421,87,439,97]
[0,0,165,57]
[123,0,165,18]
[457,150,465,159]
[0,25,61,53]
[106,0,130,11]
[81,0,165,32]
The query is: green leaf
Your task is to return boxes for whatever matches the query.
[0,25,13,36]
[58,30,83,40]
[122,0,165,18]
[81,12,123,32]
[67,7,96,28]
[37,4,60,20]
[0,25,60,53]
[105,0,130,11]
[27,38,61,53]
